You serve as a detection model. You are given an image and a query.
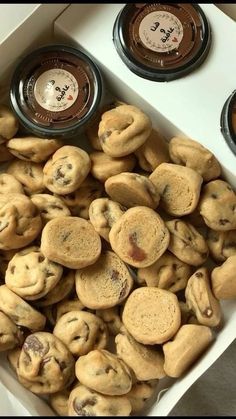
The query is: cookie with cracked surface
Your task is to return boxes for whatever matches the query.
[75,251,133,309]
[122,287,181,345]
[43,145,91,195]
[126,380,158,414]
[41,216,101,269]
[98,104,152,157]
[135,129,169,172]
[53,310,108,357]
[211,255,236,299]
[90,151,136,182]
[109,206,170,268]
[137,251,192,293]
[17,332,75,394]
[105,172,160,209]
[199,180,236,231]
[7,160,45,195]
[7,136,62,163]
[149,163,203,216]
[68,384,132,416]
[0,285,46,331]
[0,311,24,351]
[0,173,24,195]
[207,229,236,262]
[166,219,209,266]
[0,105,19,140]
[31,194,71,225]
[36,270,75,307]
[169,137,221,182]
[75,349,132,395]
[5,246,63,301]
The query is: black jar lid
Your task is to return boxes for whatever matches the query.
[10,44,103,139]
[113,3,211,82]
[221,90,236,156]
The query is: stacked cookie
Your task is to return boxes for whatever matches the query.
[0,102,236,416]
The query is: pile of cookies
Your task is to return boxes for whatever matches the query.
[0,101,236,416]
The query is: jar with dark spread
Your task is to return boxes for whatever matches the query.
[113,3,211,82]
[221,91,236,155]
[10,44,103,139]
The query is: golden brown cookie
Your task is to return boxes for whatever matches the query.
[0,173,24,195]
[7,160,45,194]
[31,194,71,225]
[0,105,19,140]
[90,151,136,182]
[6,136,62,163]
[0,311,24,352]
[135,129,169,172]
[211,255,236,299]
[126,380,158,414]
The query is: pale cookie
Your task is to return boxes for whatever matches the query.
[7,160,45,194]
[41,216,101,269]
[36,270,75,307]
[58,175,104,219]
[68,384,132,416]
[31,194,71,225]
[17,332,75,394]
[149,163,203,216]
[89,198,126,242]
[0,105,19,140]
[122,287,181,345]
[105,172,160,209]
[109,206,170,268]
[56,297,85,323]
[0,193,42,250]
[185,267,222,327]
[98,105,152,157]
[7,136,62,163]
[96,306,123,336]
[0,285,46,331]
[43,145,91,195]
[0,144,14,162]
[163,324,213,378]
[50,389,70,416]
[207,229,236,262]
[166,219,209,266]
[75,251,133,309]
[53,310,108,356]
[126,380,158,414]
[199,180,236,231]
[137,251,192,293]
[211,255,236,299]
[0,311,24,351]
[0,173,24,195]
[135,129,169,172]
[90,151,136,182]
[75,349,132,395]
[7,348,21,373]
[5,246,63,301]
[115,327,165,381]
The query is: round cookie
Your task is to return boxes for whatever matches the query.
[0,105,19,140]
[207,229,236,262]
[211,255,236,299]
[50,389,70,416]
[36,270,75,307]
[75,251,133,309]
[5,246,63,300]
[126,380,158,414]
[17,332,75,394]
[0,173,24,195]
[89,198,126,242]
[109,206,170,268]
[0,144,14,162]
[0,285,46,331]
[98,104,152,157]
[68,384,132,416]
[166,219,209,266]
[105,172,160,209]
[41,216,101,269]
[115,327,165,381]
[169,137,221,182]
[96,306,123,336]
[149,163,203,216]
[122,287,181,345]
[75,349,132,395]
[53,310,108,356]
[43,145,91,195]
[199,180,236,231]
[90,151,136,182]
[31,194,71,225]
[137,251,192,293]
[0,311,24,352]
[135,129,169,172]
[7,160,45,194]
[7,136,62,163]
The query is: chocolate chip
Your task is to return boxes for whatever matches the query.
[23,335,48,356]
[99,130,112,143]
[10,266,15,274]
[111,269,119,281]
[62,231,72,242]
[49,204,63,211]
[203,307,213,317]
[211,193,218,199]
[219,219,230,226]
[67,164,72,170]
[38,255,45,263]
[119,284,127,299]
[45,270,54,278]
[195,272,203,278]
[55,167,65,180]
[128,232,146,262]
[73,397,96,416]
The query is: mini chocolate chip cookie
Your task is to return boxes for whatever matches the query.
[0,144,14,162]
[31,194,71,225]
[68,384,132,416]
[41,216,101,269]
[98,105,152,157]
[149,163,203,216]
[109,206,170,268]
[105,172,160,209]
[7,160,45,195]
[135,129,169,172]
[207,229,236,262]
[199,180,236,231]
[7,136,62,163]
[0,173,24,195]
[43,145,91,195]
[75,349,132,395]
[36,270,75,307]
[5,246,63,300]
[0,105,19,140]
[90,151,136,183]
[122,287,181,345]
[126,380,158,414]
[96,306,123,336]
[166,219,209,266]
[169,137,221,182]
[211,255,236,299]
[50,389,70,416]
[0,311,24,351]
[137,251,192,293]
[75,251,133,309]
[17,332,75,394]
[56,296,85,323]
